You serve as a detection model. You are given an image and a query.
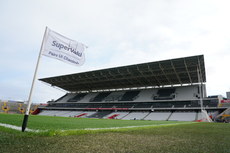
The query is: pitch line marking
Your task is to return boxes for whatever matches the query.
[0,123,44,132]
[83,122,197,131]
[0,122,196,132]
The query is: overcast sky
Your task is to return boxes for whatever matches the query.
[1,0,230,103]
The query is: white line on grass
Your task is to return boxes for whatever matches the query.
[0,122,197,133]
[83,122,197,131]
[0,123,44,132]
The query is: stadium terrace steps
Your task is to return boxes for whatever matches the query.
[90,92,112,102]
[55,93,76,103]
[37,110,224,122]
[39,110,60,116]
[144,112,172,121]
[154,88,176,100]
[175,86,199,100]
[83,111,98,118]
[88,111,113,118]
[78,93,98,103]
[66,111,83,117]
[107,114,119,119]
[122,112,149,120]
[103,112,130,119]
[53,111,73,117]
[75,113,87,118]
[54,85,204,104]
[104,91,125,102]
[168,112,197,121]
[54,93,68,102]
[67,93,88,102]
[119,90,140,101]
[38,84,222,121]
[46,99,219,110]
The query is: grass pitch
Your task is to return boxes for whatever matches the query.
[0,113,230,153]
[0,113,184,134]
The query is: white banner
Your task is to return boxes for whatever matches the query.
[41,27,86,66]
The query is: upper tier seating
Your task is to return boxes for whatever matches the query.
[119,90,140,101]
[90,92,112,102]
[55,94,68,102]
[54,85,201,103]
[55,93,76,103]
[134,89,157,102]
[104,91,125,102]
[175,86,199,100]
[154,88,175,100]
[67,93,88,102]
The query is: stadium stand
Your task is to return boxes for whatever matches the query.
[144,112,172,121]
[115,103,134,108]
[122,111,149,120]
[54,93,75,103]
[67,93,88,102]
[103,111,130,119]
[39,110,59,116]
[81,111,98,118]
[79,92,98,103]
[133,102,153,108]
[37,55,228,121]
[175,86,199,100]
[43,111,98,118]
[62,111,82,117]
[119,90,140,101]
[133,90,152,101]
[168,111,197,121]
[104,91,125,102]
[153,88,175,100]
[88,111,113,118]
[54,93,69,102]
[100,103,115,108]
[75,113,87,118]
[90,92,112,102]
[107,114,119,119]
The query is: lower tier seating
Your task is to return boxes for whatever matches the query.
[38,110,222,121]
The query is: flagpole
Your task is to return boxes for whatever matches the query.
[197,67,203,111]
[22,27,48,132]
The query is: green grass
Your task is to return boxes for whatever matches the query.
[0,113,182,132]
[0,113,230,153]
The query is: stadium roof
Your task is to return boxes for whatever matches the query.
[39,55,206,92]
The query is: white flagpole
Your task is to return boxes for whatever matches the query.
[22,27,48,132]
[197,67,203,110]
